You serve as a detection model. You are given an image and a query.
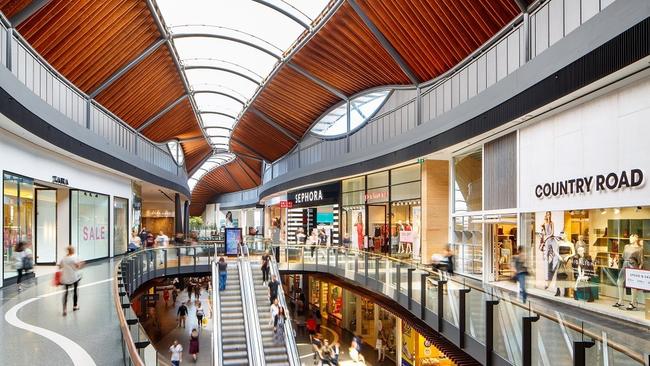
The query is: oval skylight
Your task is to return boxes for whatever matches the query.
[310,90,391,138]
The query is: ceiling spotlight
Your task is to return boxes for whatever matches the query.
[613,208,620,214]
[636,206,643,212]
[600,209,607,215]
[569,210,574,215]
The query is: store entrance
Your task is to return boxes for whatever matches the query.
[367,204,388,253]
[35,188,56,264]
[487,214,517,281]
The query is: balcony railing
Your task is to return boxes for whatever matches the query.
[0,16,183,177]
[263,0,616,185]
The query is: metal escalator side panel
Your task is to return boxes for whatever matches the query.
[213,261,224,366]
[269,256,301,366]
[238,258,266,366]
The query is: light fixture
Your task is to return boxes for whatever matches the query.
[636,206,643,212]
[613,208,620,214]
[600,209,607,215]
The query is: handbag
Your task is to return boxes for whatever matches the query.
[22,255,34,270]
[52,271,62,286]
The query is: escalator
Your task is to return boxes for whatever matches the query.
[217,264,249,366]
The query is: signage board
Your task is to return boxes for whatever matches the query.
[224,228,242,256]
[52,176,69,186]
[280,200,293,208]
[625,268,650,291]
[287,181,340,207]
[534,169,644,199]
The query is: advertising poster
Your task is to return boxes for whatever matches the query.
[534,211,565,288]
[401,323,416,366]
[225,228,241,256]
[350,209,365,250]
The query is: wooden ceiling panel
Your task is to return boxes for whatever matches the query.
[291,2,412,95]
[95,46,186,129]
[355,0,520,81]
[231,113,295,161]
[252,67,340,138]
[141,99,202,142]
[18,0,161,93]
[183,139,212,174]
[0,0,32,18]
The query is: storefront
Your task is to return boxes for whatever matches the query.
[1,129,133,287]
[286,182,340,245]
[340,164,422,259]
[264,197,287,244]
[517,77,650,318]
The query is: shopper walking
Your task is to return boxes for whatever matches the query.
[128,230,141,252]
[268,274,279,304]
[177,302,188,328]
[218,257,227,291]
[138,227,149,245]
[196,302,205,328]
[60,246,83,316]
[273,306,286,344]
[261,250,271,284]
[513,246,529,303]
[13,241,33,292]
[169,340,183,366]
[269,298,280,326]
[189,328,200,361]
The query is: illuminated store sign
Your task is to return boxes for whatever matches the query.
[287,182,340,207]
[535,169,644,199]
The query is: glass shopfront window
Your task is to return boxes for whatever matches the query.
[452,215,483,277]
[454,150,482,213]
[71,190,109,261]
[3,173,34,279]
[343,177,366,250]
[113,197,129,255]
[522,207,649,315]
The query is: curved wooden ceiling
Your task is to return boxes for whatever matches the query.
[1,0,523,214]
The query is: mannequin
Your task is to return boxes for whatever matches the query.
[614,234,643,310]
[540,211,560,293]
[571,246,594,301]
[404,220,412,254]
[397,220,405,253]
[355,212,364,251]
[412,213,420,259]
[575,235,588,255]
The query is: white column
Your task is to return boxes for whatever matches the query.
[396,318,403,366]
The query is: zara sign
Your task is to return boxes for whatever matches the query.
[535,169,644,199]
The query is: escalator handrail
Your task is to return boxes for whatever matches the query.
[212,261,224,366]
[270,244,646,365]
[238,257,266,366]
[269,255,301,366]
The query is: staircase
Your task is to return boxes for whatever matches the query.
[219,265,249,366]
[251,262,290,366]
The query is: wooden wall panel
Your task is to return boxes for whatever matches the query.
[18,0,161,92]
[95,46,186,129]
[421,160,449,264]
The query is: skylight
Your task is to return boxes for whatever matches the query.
[311,90,391,138]
[155,0,330,191]
[188,152,236,191]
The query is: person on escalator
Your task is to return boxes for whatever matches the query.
[269,298,280,326]
[261,250,271,285]
[218,257,227,291]
[273,306,287,345]
[268,274,280,304]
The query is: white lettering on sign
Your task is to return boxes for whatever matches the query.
[294,190,323,204]
[625,268,650,291]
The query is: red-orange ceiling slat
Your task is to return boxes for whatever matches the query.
[231,113,295,161]
[17,0,161,93]
[141,99,202,142]
[0,0,34,19]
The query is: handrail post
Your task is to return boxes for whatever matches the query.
[573,340,595,366]
[458,288,471,348]
[364,255,369,285]
[374,257,380,291]
[420,273,428,320]
[395,264,401,301]
[164,249,168,276]
[485,299,500,366]
[407,268,415,310]
[522,314,540,366]
[326,246,330,268]
[437,279,447,332]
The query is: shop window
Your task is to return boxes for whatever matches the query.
[391,164,420,185]
[342,177,365,192]
[113,197,129,256]
[454,150,483,212]
[71,190,109,261]
[367,171,388,189]
[342,191,364,206]
[452,215,483,277]
[391,181,420,201]
[3,173,34,279]
[522,207,649,314]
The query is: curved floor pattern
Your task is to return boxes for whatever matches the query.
[1,260,122,366]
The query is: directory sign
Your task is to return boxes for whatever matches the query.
[225,228,242,256]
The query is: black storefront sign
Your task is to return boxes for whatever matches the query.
[287,181,340,207]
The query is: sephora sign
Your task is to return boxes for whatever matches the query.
[535,169,644,199]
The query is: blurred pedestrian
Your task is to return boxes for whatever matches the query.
[60,246,83,316]
[169,340,182,366]
[273,306,286,344]
[512,245,528,303]
[261,250,271,285]
[189,328,199,361]
[13,241,33,292]
[177,302,188,328]
[218,257,227,291]
[268,274,279,304]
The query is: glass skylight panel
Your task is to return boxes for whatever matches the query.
[185,69,259,100]
[205,127,231,136]
[209,136,230,146]
[183,59,264,84]
[194,93,243,112]
[311,90,391,137]
[202,114,236,129]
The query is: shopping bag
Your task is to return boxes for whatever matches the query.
[202,317,208,326]
[52,271,62,286]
